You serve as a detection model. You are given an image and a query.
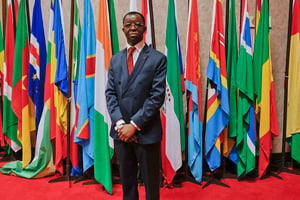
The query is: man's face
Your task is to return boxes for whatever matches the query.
[122,14,146,46]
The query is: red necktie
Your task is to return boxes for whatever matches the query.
[127,47,136,75]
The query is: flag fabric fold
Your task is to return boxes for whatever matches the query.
[3,0,21,153]
[161,0,184,185]
[205,0,229,171]
[70,0,82,176]
[94,0,118,194]
[141,0,152,46]
[11,0,34,168]
[223,0,238,165]
[286,0,300,163]
[185,0,202,183]
[236,0,256,178]
[253,0,279,178]
[74,0,96,172]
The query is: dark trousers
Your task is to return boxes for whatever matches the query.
[114,140,161,200]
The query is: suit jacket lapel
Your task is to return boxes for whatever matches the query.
[123,45,149,95]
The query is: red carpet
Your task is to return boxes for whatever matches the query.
[1,161,300,200]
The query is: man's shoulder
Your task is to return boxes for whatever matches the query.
[146,46,166,59]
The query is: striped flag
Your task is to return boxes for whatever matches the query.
[74,0,96,172]
[161,0,184,185]
[0,0,55,178]
[69,0,82,176]
[185,0,202,182]
[205,0,229,171]
[3,0,21,153]
[109,0,120,54]
[286,0,300,164]
[142,0,152,46]
[29,0,47,137]
[94,0,117,194]
[223,0,238,165]
[253,0,279,178]
[236,0,256,178]
[0,20,4,148]
[47,0,69,174]
[11,0,35,168]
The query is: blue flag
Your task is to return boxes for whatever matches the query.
[29,0,46,132]
[74,0,96,172]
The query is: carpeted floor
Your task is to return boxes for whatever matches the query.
[1,160,300,200]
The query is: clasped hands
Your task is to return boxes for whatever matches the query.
[116,123,137,142]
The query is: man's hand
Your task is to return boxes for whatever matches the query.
[117,123,136,142]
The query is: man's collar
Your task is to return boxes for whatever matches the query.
[126,40,145,52]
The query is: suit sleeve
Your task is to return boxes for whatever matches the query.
[131,54,167,129]
[105,59,123,125]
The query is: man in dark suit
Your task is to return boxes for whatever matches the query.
[105,11,167,200]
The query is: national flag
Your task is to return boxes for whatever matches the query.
[11,0,35,168]
[0,0,54,178]
[0,20,4,148]
[236,0,256,178]
[256,0,262,30]
[29,0,47,137]
[94,0,117,194]
[205,0,229,171]
[286,0,300,163]
[185,0,202,182]
[223,0,238,165]
[74,0,96,172]
[109,0,120,54]
[69,0,82,176]
[3,0,21,153]
[141,0,152,46]
[253,0,279,178]
[161,0,184,185]
[174,0,185,93]
[130,0,137,11]
[47,0,69,174]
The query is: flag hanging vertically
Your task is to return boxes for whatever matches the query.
[94,0,117,194]
[11,0,35,168]
[0,0,55,178]
[253,0,279,178]
[29,0,47,136]
[161,0,184,185]
[70,0,82,176]
[0,20,4,148]
[141,0,152,46]
[74,0,96,172]
[236,0,256,179]
[223,0,238,165]
[185,0,202,182]
[3,0,21,153]
[286,0,300,164]
[205,0,229,171]
[48,0,69,174]
[109,0,120,55]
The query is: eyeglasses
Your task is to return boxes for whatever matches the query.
[123,22,144,29]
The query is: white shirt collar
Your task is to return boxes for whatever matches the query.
[126,40,145,53]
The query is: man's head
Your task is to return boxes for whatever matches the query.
[122,12,146,46]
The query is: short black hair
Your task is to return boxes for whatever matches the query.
[123,11,145,25]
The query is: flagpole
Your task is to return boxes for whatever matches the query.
[148,0,156,49]
[281,0,300,176]
[11,0,16,39]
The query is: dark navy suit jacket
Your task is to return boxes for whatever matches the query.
[105,44,167,144]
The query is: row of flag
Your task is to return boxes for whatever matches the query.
[0,0,298,193]
[0,0,119,194]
